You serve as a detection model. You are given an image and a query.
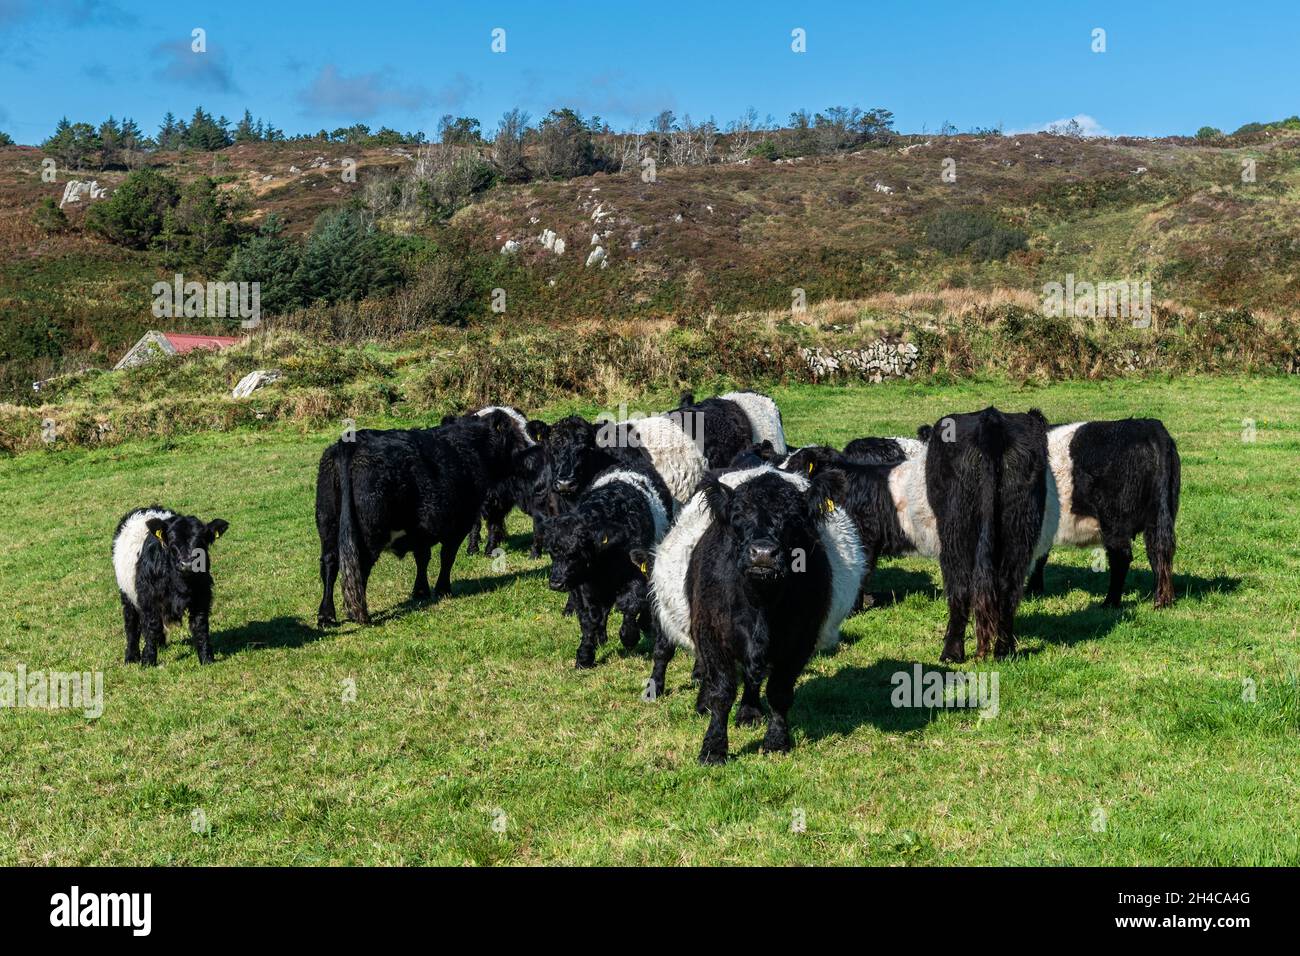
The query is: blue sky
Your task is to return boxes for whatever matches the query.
[1,0,1296,143]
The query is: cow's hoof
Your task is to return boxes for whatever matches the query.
[698,748,727,766]
[124,653,140,664]
[939,649,965,664]
[575,657,596,670]
[1102,599,1122,610]
[759,736,791,755]
[735,704,763,727]
[317,614,336,628]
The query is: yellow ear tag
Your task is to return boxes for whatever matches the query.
[825,498,835,512]
[214,529,222,538]
[808,461,814,475]
[154,529,163,540]
[601,535,608,546]
[639,562,648,574]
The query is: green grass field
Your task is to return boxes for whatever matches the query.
[1,375,1297,865]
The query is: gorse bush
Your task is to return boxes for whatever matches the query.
[924,209,1028,261]
[84,167,179,248]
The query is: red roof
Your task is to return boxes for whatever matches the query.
[162,333,245,354]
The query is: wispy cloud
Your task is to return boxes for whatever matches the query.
[296,64,434,118]
[0,0,135,26]
[152,38,238,94]
[1009,113,1112,138]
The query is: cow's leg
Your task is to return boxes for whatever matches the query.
[465,516,482,555]
[122,598,141,664]
[316,469,341,627]
[1026,554,1048,597]
[940,590,970,663]
[698,664,737,765]
[434,532,467,600]
[574,585,611,669]
[411,542,432,601]
[484,507,508,556]
[762,656,807,754]
[1102,541,1132,609]
[735,639,766,727]
[141,609,164,667]
[1144,525,1175,609]
[993,586,1019,660]
[614,583,645,650]
[190,609,214,665]
[528,515,544,559]
[647,625,676,699]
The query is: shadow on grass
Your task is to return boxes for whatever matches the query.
[215,616,323,656]
[1029,565,1243,608]
[362,565,549,626]
[859,567,941,611]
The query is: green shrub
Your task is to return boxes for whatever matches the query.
[32,198,68,233]
[84,167,180,249]
[923,209,1028,261]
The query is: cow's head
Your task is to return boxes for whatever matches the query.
[542,416,609,496]
[703,470,844,588]
[729,439,785,469]
[476,408,533,466]
[541,511,622,591]
[146,514,228,576]
[781,445,842,477]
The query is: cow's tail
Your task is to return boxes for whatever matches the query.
[337,441,369,623]
[970,409,1004,646]
[1151,430,1180,607]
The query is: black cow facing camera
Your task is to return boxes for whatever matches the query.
[112,507,229,665]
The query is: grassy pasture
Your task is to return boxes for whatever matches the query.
[0,374,1296,865]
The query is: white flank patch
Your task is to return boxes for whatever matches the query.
[890,436,928,459]
[590,469,671,542]
[720,391,788,454]
[476,405,535,445]
[649,464,865,654]
[629,415,709,507]
[112,508,174,608]
[889,450,941,559]
[1046,422,1099,548]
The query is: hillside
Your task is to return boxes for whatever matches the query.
[2,130,1299,413]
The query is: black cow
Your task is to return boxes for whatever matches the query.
[1028,419,1181,608]
[728,439,789,470]
[541,466,671,668]
[683,468,851,764]
[467,441,552,559]
[925,407,1051,662]
[315,411,529,626]
[112,507,229,666]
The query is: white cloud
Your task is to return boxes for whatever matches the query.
[1008,113,1112,138]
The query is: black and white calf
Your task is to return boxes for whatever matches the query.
[315,410,529,626]
[112,507,229,666]
[1028,419,1181,608]
[924,407,1057,662]
[646,465,865,763]
[541,466,673,668]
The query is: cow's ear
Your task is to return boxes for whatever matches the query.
[701,475,733,526]
[916,424,933,442]
[809,469,848,519]
[145,517,168,541]
[1027,408,1048,428]
[592,525,623,552]
[628,548,652,576]
[526,419,550,443]
[207,519,229,541]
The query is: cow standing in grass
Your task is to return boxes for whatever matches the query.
[924,407,1056,662]
[1028,419,1181,608]
[646,465,865,763]
[542,466,672,668]
[112,507,229,665]
[315,410,530,626]
[671,390,788,468]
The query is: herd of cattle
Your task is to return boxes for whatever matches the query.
[111,390,1181,764]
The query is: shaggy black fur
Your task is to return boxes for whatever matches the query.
[686,469,844,764]
[538,414,647,501]
[668,391,754,468]
[116,508,229,666]
[1028,419,1181,608]
[842,436,910,465]
[467,441,553,559]
[541,473,668,668]
[315,410,529,626]
[782,445,911,608]
[925,407,1049,663]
